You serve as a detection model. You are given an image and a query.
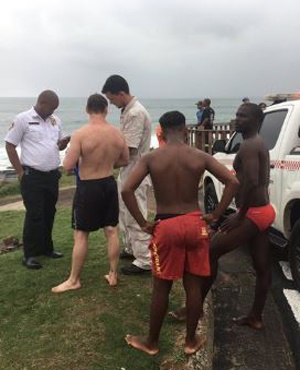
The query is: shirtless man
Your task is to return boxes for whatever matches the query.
[172,103,275,329]
[52,94,129,292]
[121,111,238,355]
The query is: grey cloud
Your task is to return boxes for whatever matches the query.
[1,0,300,98]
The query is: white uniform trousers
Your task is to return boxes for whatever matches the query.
[118,165,151,269]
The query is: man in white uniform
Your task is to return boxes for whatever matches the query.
[102,75,152,274]
[5,90,70,269]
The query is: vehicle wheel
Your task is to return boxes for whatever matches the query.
[289,219,300,292]
[204,182,219,214]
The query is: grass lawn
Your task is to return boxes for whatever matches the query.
[0,170,76,200]
[0,206,187,370]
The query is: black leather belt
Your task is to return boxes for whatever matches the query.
[22,166,58,175]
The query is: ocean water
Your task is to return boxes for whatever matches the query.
[0,97,260,170]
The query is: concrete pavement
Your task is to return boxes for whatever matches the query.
[212,246,296,369]
[0,200,24,212]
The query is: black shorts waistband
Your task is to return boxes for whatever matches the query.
[77,175,115,184]
[155,213,182,221]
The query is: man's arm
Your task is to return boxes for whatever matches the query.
[122,113,144,160]
[219,142,259,232]
[201,117,209,128]
[121,155,151,231]
[58,135,71,151]
[200,109,209,127]
[5,142,24,180]
[196,111,201,125]
[236,143,260,218]
[56,117,71,150]
[114,139,130,168]
[63,132,81,171]
[204,154,239,222]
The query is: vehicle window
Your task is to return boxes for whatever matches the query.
[290,146,300,155]
[226,132,243,154]
[225,109,288,153]
[259,110,288,150]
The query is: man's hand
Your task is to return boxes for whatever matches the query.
[17,170,24,181]
[219,213,243,233]
[141,220,157,235]
[203,213,219,237]
[203,213,218,224]
[58,136,71,150]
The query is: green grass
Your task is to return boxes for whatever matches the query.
[0,206,187,370]
[0,169,120,199]
[0,180,21,198]
[0,170,76,200]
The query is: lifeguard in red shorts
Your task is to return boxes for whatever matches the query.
[172,103,276,330]
[150,211,210,280]
[121,111,238,356]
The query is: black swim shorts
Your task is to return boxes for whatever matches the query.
[72,176,118,231]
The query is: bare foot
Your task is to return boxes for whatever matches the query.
[184,334,206,355]
[233,316,263,330]
[51,279,81,293]
[125,335,159,355]
[104,272,118,287]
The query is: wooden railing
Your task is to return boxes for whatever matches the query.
[187,121,235,154]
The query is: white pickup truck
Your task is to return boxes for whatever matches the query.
[203,99,300,291]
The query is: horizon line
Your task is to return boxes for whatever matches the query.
[0,96,264,100]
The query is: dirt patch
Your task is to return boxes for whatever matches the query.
[0,236,23,254]
[0,195,23,207]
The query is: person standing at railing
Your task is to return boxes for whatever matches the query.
[200,98,215,129]
[200,98,215,152]
[195,100,204,125]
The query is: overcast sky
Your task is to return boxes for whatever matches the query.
[1,0,300,98]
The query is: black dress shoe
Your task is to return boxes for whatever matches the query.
[119,250,135,260]
[121,264,151,275]
[22,257,42,269]
[45,251,64,259]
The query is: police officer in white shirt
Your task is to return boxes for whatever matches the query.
[5,90,70,269]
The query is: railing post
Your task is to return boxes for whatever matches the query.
[187,122,234,152]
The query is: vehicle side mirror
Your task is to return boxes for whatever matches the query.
[212,139,226,154]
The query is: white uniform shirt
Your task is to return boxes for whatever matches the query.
[120,97,151,168]
[119,97,152,187]
[5,107,63,171]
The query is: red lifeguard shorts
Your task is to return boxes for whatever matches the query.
[245,204,276,231]
[149,211,210,280]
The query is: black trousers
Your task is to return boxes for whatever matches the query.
[20,167,61,258]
